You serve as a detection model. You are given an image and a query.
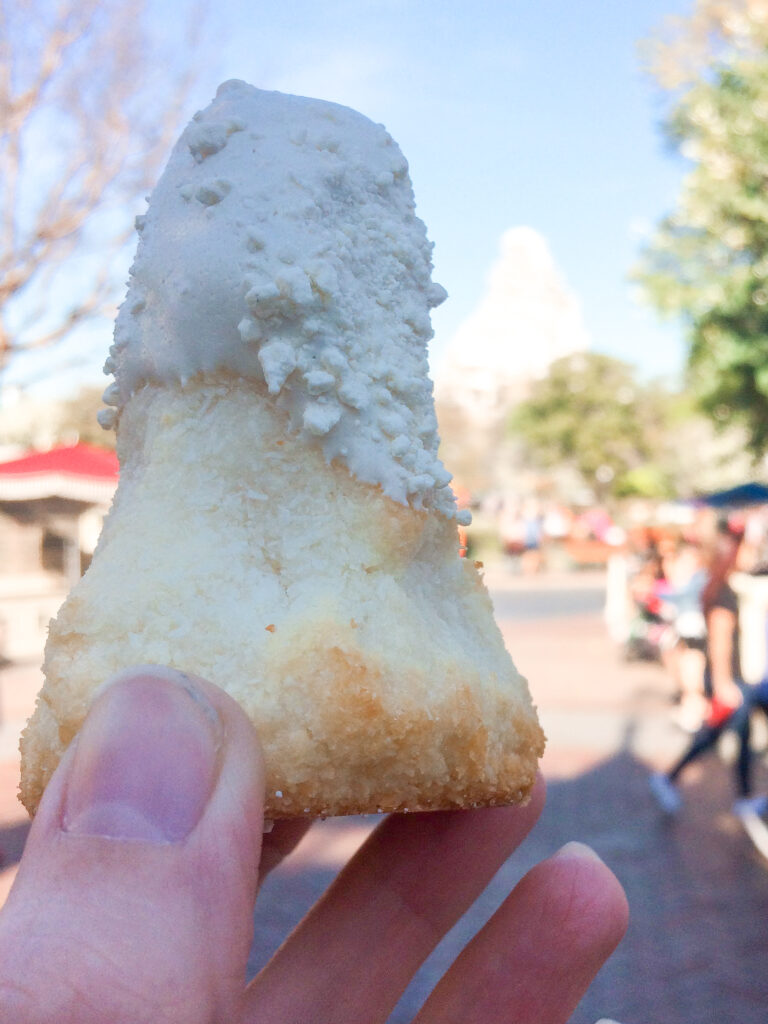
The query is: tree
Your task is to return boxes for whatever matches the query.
[0,0,201,379]
[636,0,768,457]
[0,383,117,451]
[641,0,768,88]
[56,385,116,449]
[508,353,674,502]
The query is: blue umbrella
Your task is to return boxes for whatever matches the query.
[694,483,768,508]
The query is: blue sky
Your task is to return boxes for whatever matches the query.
[12,0,697,395]
[203,0,695,383]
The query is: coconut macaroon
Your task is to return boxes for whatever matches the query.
[19,82,544,820]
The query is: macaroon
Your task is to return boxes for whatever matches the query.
[19,82,545,820]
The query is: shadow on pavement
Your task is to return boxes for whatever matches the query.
[249,741,768,1024]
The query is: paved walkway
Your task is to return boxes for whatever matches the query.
[249,570,768,1023]
[0,569,767,1021]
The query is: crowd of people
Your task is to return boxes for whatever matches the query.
[495,498,623,573]
[624,512,768,820]
[470,491,768,821]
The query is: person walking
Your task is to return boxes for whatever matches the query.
[650,518,758,816]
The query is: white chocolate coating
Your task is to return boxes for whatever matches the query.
[103,81,467,521]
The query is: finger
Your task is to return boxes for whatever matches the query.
[245,776,546,1024]
[259,819,312,882]
[0,667,265,1024]
[414,842,629,1024]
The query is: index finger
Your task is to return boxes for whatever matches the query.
[258,820,313,883]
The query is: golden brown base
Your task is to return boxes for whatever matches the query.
[19,378,545,819]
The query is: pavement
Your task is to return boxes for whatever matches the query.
[249,568,768,1024]
[0,566,767,1021]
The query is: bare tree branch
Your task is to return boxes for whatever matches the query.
[0,0,205,378]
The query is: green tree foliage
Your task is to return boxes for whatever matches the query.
[637,0,768,456]
[57,386,116,450]
[508,352,673,501]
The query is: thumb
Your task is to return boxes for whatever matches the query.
[0,666,265,1024]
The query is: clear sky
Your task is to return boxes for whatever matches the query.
[198,0,696,383]
[11,0,697,396]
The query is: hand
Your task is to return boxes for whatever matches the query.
[705,678,743,727]
[0,668,628,1023]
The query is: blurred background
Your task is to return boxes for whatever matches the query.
[3,1,768,1021]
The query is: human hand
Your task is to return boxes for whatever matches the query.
[706,679,744,727]
[0,667,628,1023]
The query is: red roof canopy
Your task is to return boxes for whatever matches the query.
[0,444,118,503]
[0,444,118,480]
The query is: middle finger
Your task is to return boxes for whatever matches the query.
[244,775,545,1024]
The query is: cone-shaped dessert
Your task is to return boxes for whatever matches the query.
[20,81,544,819]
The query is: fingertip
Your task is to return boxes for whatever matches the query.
[544,842,630,952]
[553,840,605,865]
[30,665,266,844]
